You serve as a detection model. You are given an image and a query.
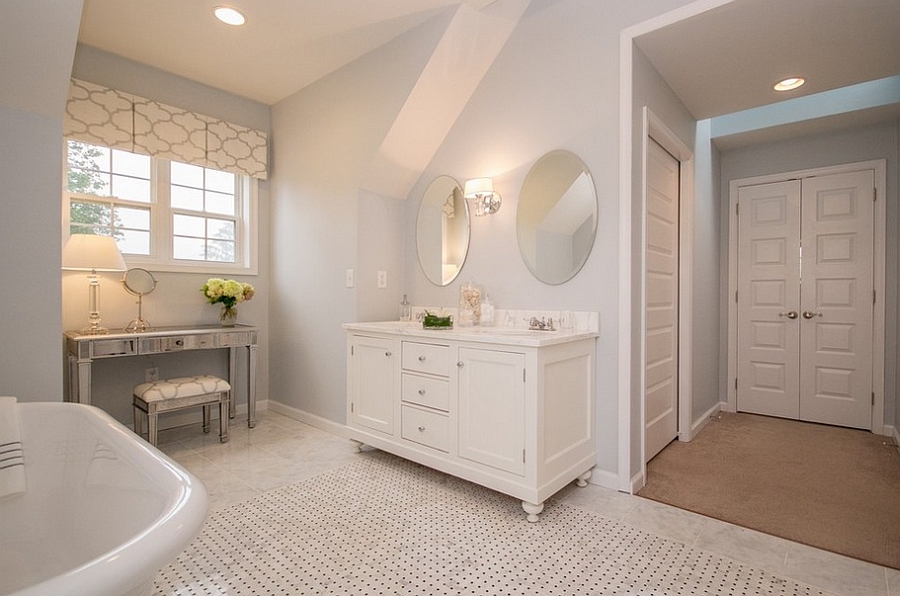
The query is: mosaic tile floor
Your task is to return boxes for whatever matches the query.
[155,412,899,596]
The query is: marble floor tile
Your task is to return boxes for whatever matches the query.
[157,410,894,596]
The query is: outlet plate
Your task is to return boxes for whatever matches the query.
[146,367,159,383]
[377,270,387,289]
[346,269,354,288]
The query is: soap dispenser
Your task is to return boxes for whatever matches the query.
[399,294,411,321]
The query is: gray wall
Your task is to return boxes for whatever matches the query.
[0,0,83,403]
[268,0,702,484]
[718,121,900,430]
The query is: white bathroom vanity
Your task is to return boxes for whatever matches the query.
[343,321,597,521]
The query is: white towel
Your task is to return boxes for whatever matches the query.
[0,396,26,499]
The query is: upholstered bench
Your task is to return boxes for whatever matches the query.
[133,375,231,446]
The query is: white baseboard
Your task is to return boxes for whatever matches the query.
[267,400,349,438]
[630,470,645,494]
[691,402,722,437]
[589,467,619,491]
[887,424,899,446]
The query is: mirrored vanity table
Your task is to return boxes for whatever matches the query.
[64,324,259,428]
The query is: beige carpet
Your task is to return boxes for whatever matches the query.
[638,412,900,569]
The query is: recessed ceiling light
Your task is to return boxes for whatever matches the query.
[214,6,246,26]
[774,77,805,92]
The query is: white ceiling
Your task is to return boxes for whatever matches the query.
[77,0,498,105]
[634,0,900,121]
[77,0,900,132]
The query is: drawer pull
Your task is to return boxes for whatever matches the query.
[385,351,392,357]
[457,362,464,368]
[175,339,184,346]
[418,389,426,395]
[418,355,426,362]
[418,426,426,432]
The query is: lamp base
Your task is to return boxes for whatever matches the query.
[126,319,153,333]
[79,325,110,335]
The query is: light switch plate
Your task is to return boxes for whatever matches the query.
[346,269,354,288]
[377,271,387,289]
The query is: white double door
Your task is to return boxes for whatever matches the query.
[737,170,874,429]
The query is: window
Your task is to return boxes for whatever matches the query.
[64,140,257,273]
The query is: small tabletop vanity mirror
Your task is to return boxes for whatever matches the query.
[416,175,470,286]
[122,267,157,332]
[517,150,597,285]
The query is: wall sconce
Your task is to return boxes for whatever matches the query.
[62,234,127,335]
[464,178,502,216]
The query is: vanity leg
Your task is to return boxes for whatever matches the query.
[522,501,544,523]
[349,439,364,452]
[576,468,592,488]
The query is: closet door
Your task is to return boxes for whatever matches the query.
[799,170,874,429]
[737,180,802,419]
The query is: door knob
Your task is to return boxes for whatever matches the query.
[802,310,822,319]
[778,311,798,319]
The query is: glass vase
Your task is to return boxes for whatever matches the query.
[220,305,238,327]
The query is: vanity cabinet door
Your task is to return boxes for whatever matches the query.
[457,347,526,476]
[348,335,395,435]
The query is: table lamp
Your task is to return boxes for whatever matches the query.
[62,234,127,335]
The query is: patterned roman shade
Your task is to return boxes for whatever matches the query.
[64,79,268,180]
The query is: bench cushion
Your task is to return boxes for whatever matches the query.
[134,375,230,403]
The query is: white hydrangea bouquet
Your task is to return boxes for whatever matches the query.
[202,278,255,324]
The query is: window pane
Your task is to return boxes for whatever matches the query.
[111,175,151,202]
[171,161,203,188]
[174,214,205,237]
[205,191,235,216]
[68,141,109,172]
[71,200,112,227]
[112,149,150,178]
[118,230,150,255]
[174,236,206,260]
[171,185,203,211]
[71,223,100,236]
[205,169,234,194]
[69,170,111,196]
[207,240,235,263]
[115,206,151,230]
[208,218,235,240]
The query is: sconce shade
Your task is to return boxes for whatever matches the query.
[62,234,127,272]
[464,178,501,216]
[463,178,494,198]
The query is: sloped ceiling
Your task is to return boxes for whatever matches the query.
[77,0,503,105]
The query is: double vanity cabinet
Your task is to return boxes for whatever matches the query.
[343,321,597,521]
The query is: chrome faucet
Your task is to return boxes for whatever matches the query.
[528,316,555,331]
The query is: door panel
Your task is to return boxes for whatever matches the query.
[736,171,874,430]
[644,139,679,462]
[737,180,801,419]
[799,171,874,429]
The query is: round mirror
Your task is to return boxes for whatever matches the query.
[121,268,157,333]
[122,268,157,295]
[416,175,470,286]
[517,150,597,285]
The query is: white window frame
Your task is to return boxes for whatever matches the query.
[63,141,259,275]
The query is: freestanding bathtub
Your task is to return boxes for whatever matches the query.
[0,402,208,596]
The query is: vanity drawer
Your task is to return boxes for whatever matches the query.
[401,341,450,377]
[401,405,449,453]
[91,338,137,358]
[401,373,449,412]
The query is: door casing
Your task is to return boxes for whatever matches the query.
[726,160,887,434]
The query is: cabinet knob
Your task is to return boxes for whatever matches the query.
[418,355,426,362]
[418,389,426,395]
[457,361,464,368]
[417,426,426,432]
[385,351,392,357]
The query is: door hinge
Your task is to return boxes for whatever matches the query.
[872,392,875,406]
[735,377,738,390]
[736,203,739,216]
[874,188,877,202]
[874,290,876,304]
[350,402,354,413]
[523,449,526,463]
[351,345,354,356]
[523,369,526,382]
[735,290,738,303]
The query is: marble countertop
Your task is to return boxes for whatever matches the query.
[342,321,598,347]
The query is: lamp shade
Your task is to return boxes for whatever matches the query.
[62,234,127,272]
[464,178,494,198]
